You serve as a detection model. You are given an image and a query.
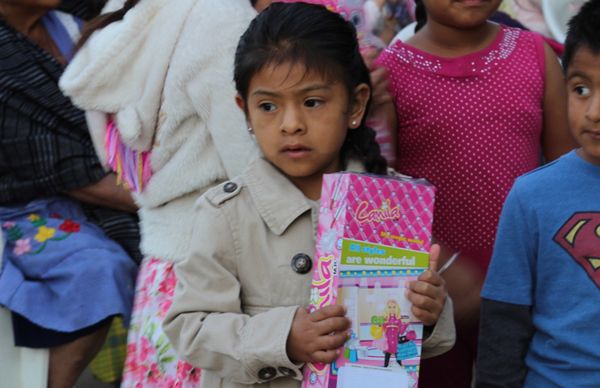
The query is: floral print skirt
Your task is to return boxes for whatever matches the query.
[0,197,136,335]
[121,257,201,387]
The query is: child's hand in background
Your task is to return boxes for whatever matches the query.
[362,47,391,109]
[406,244,447,326]
[286,305,351,364]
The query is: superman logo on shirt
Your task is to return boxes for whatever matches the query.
[554,212,600,289]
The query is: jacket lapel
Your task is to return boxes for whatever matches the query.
[244,159,312,236]
[244,158,368,235]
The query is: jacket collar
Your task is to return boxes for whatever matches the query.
[244,158,367,236]
[244,158,311,236]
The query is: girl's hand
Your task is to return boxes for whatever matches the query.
[286,305,351,364]
[406,244,447,326]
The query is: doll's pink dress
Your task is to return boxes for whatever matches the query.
[383,313,408,355]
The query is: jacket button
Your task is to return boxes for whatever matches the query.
[278,367,295,377]
[258,366,277,380]
[223,182,237,193]
[291,253,312,274]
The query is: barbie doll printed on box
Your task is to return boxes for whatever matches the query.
[303,172,435,388]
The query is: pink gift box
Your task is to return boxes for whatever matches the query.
[303,172,435,388]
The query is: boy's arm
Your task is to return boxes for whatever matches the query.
[476,299,534,387]
[476,180,538,385]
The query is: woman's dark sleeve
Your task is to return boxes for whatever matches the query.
[0,99,107,203]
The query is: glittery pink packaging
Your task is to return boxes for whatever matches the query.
[303,172,435,388]
[276,0,374,48]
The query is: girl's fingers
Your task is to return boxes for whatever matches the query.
[406,289,444,313]
[311,349,341,364]
[314,330,350,352]
[310,305,346,322]
[411,306,439,327]
[429,243,441,272]
[409,279,445,298]
[315,316,351,335]
[417,269,445,286]
[409,282,437,300]
[407,291,435,310]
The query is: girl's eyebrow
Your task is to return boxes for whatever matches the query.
[567,71,590,81]
[251,83,332,97]
[299,84,332,93]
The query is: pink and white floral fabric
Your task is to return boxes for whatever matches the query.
[121,257,201,388]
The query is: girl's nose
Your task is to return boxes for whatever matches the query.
[280,106,306,134]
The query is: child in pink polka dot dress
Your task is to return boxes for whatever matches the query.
[375,0,576,387]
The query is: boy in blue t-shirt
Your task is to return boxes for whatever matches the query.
[475,1,600,387]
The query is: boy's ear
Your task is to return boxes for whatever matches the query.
[349,83,370,129]
[235,93,246,112]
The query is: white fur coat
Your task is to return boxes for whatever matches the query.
[60,0,259,261]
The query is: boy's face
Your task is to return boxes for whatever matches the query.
[566,46,600,165]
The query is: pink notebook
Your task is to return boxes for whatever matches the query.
[303,172,435,388]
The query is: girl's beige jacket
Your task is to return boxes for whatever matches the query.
[163,158,456,388]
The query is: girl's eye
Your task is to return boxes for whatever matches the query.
[259,102,277,112]
[304,98,323,108]
[574,85,591,97]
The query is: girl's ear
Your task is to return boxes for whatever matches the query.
[349,83,370,129]
[235,93,246,112]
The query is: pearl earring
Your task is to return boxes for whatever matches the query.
[351,120,357,127]
[247,127,254,134]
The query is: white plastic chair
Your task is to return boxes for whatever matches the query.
[0,233,49,388]
[0,308,49,388]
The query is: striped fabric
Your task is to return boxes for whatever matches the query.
[59,0,108,21]
[0,16,141,263]
[0,19,106,202]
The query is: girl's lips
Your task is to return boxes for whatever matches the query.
[458,0,488,6]
[281,144,312,158]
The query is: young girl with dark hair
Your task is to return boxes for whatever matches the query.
[163,3,455,387]
[375,0,577,387]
